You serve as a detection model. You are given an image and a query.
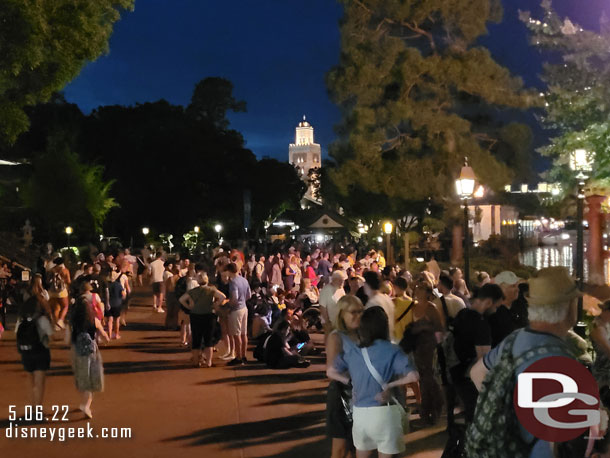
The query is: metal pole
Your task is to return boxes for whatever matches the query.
[386,233,391,266]
[575,178,586,337]
[464,200,470,288]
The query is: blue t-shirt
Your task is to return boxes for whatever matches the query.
[483,328,572,458]
[334,339,414,407]
[228,275,251,311]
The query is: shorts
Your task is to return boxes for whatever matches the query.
[190,313,218,349]
[152,282,163,295]
[21,348,51,372]
[228,307,248,336]
[105,306,121,318]
[326,380,353,439]
[352,405,405,454]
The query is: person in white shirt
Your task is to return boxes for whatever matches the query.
[149,252,165,312]
[363,270,396,342]
[319,270,347,335]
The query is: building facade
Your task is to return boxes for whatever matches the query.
[289,116,321,202]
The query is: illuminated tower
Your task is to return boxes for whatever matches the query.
[289,116,321,201]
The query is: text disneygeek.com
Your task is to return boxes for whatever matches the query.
[4,422,132,441]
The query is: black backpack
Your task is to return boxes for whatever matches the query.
[17,302,44,354]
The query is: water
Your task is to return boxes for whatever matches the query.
[520,244,609,283]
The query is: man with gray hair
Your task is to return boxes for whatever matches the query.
[467,267,582,457]
[319,269,346,334]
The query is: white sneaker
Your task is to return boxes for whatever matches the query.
[57,319,65,330]
[157,308,165,313]
[221,353,235,361]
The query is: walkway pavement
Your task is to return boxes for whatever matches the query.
[0,288,446,457]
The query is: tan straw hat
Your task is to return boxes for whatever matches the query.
[526,267,581,307]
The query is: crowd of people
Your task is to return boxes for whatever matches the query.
[8,241,610,457]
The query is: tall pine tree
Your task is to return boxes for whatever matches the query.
[327,0,537,209]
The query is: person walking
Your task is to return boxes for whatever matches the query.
[16,274,54,407]
[70,294,109,419]
[149,252,165,312]
[47,257,71,330]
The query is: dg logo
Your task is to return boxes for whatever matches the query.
[514,356,600,442]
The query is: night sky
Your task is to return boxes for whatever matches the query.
[63,0,610,164]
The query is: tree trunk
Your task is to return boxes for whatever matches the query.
[403,233,410,270]
[586,195,605,285]
[451,224,463,266]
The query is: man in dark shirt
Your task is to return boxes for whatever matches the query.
[316,252,332,287]
[488,271,521,347]
[450,283,503,422]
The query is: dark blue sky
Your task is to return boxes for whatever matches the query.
[64,0,609,162]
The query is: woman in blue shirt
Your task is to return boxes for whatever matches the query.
[328,306,419,457]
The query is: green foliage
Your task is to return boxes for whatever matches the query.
[0,0,134,145]
[21,144,117,235]
[186,77,246,130]
[521,2,610,194]
[327,0,537,207]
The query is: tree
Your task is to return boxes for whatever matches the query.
[520,1,610,189]
[21,142,118,239]
[186,77,247,130]
[327,0,537,208]
[0,0,134,145]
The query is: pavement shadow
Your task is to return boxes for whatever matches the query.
[161,410,325,449]
[252,437,329,458]
[47,359,196,376]
[198,370,326,386]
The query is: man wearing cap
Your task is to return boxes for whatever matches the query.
[319,270,346,335]
[469,267,581,457]
[488,270,521,347]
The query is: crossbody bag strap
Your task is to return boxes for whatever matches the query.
[395,301,415,324]
[361,347,387,389]
[361,347,406,414]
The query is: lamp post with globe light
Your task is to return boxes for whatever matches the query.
[569,148,595,337]
[65,226,73,249]
[214,224,222,243]
[455,159,476,288]
[383,222,393,265]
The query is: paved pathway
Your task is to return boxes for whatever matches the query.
[0,288,446,457]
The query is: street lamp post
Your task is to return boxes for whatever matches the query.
[455,160,476,288]
[65,226,73,249]
[214,224,222,243]
[570,149,594,337]
[383,222,393,266]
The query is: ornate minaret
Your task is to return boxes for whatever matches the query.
[289,115,321,178]
[289,116,322,203]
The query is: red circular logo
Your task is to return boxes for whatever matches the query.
[513,356,600,442]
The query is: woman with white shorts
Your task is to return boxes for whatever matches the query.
[328,306,418,458]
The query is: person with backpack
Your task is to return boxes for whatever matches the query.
[70,294,109,419]
[105,270,125,339]
[47,257,71,330]
[466,267,584,457]
[435,273,466,430]
[16,274,55,406]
